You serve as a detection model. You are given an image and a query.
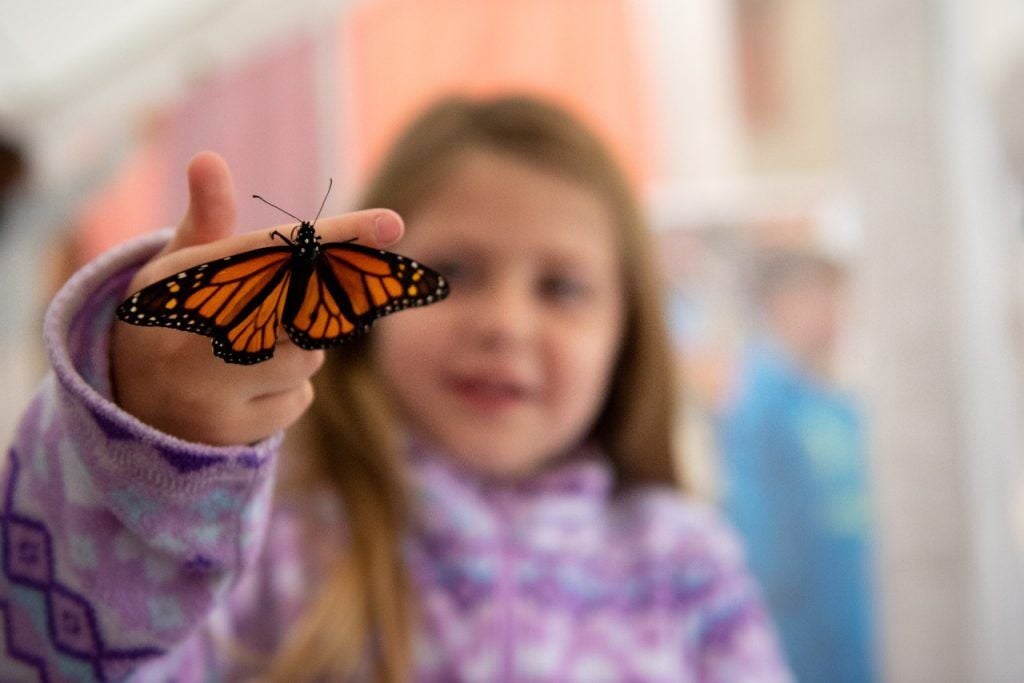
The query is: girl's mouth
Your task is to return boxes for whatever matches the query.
[449,376,533,412]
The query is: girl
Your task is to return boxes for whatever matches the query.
[3,96,790,681]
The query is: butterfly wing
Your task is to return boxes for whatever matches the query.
[116,246,295,364]
[283,241,449,350]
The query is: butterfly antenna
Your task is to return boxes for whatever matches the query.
[252,194,303,224]
[313,178,332,226]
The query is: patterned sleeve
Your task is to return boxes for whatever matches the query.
[0,232,283,682]
[695,511,794,683]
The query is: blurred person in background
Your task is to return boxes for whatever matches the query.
[715,249,875,683]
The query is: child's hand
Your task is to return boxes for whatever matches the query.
[110,152,404,445]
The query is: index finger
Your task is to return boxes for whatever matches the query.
[258,207,405,250]
[138,209,405,288]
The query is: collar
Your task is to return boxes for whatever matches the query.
[405,439,614,550]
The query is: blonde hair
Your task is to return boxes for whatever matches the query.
[270,95,681,682]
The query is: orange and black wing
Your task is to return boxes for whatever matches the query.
[115,246,296,364]
[283,241,449,350]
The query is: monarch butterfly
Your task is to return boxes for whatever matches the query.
[115,183,449,365]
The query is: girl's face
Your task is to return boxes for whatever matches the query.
[372,149,625,479]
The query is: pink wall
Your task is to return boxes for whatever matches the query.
[343,0,655,187]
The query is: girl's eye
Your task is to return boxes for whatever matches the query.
[433,260,463,280]
[539,275,591,302]
[434,259,472,285]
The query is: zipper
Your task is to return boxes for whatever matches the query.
[493,489,516,682]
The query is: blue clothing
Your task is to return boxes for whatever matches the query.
[716,341,875,683]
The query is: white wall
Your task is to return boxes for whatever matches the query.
[835,0,1024,679]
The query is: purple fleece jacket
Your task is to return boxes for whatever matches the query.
[1,232,792,682]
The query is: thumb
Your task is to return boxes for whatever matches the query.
[166,151,236,253]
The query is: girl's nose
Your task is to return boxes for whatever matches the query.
[466,281,536,351]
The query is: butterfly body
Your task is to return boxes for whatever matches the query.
[117,219,449,365]
[277,221,322,263]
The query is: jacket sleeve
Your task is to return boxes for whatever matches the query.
[0,231,283,682]
[694,510,794,683]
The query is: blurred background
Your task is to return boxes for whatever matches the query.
[2,1,1024,680]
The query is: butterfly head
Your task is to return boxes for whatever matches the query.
[292,221,321,261]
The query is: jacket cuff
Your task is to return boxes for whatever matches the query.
[39,231,282,556]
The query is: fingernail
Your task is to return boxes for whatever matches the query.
[373,212,402,245]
